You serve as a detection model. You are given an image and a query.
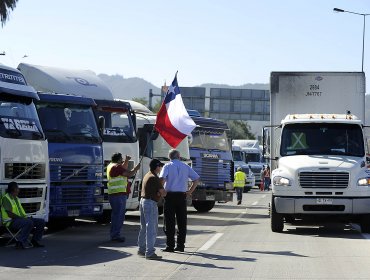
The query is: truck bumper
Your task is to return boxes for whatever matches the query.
[192,189,233,202]
[274,196,370,214]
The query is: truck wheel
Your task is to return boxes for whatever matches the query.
[285,215,295,224]
[360,215,370,233]
[192,201,215,212]
[271,196,284,232]
[158,206,164,216]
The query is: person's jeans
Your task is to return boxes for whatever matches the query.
[235,187,243,201]
[137,198,158,256]
[10,217,45,246]
[264,177,271,191]
[109,194,127,239]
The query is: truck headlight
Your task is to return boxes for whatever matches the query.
[357,178,370,186]
[273,176,291,186]
[94,187,102,195]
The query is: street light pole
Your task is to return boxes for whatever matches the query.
[333,8,370,72]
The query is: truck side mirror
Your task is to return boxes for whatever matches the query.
[98,116,105,134]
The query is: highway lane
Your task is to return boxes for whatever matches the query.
[1,189,370,279]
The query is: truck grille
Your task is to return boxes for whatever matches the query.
[50,187,94,204]
[18,188,43,198]
[5,163,46,179]
[195,158,232,188]
[22,202,41,214]
[50,164,102,182]
[299,172,349,188]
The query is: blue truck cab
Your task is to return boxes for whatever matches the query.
[188,112,234,212]
[35,93,103,218]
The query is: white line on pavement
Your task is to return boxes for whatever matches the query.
[252,201,258,206]
[262,195,266,198]
[198,233,224,251]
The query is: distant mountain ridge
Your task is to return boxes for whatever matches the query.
[98,73,270,100]
[98,74,161,100]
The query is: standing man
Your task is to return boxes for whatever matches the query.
[107,152,140,242]
[160,149,200,252]
[1,181,45,249]
[234,167,246,205]
[137,159,166,260]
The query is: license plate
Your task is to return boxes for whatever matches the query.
[206,195,215,201]
[68,209,80,217]
[316,198,333,205]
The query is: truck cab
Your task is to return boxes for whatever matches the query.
[0,64,49,222]
[36,93,103,218]
[232,144,255,191]
[93,99,140,215]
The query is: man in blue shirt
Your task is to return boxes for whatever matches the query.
[159,149,200,252]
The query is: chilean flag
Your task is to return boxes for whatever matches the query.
[155,73,196,148]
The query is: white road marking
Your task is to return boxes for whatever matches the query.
[252,201,258,206]
[198,233,224,251]
[262,195,266,198]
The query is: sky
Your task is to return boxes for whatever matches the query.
[0,0,370,89]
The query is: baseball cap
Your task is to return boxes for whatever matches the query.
[150,159,164,170]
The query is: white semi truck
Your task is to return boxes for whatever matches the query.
[125,100,191,213]
[266,71,370,233]
[232,139,264,186]
[0,64,49,222]
[232,144,255,191]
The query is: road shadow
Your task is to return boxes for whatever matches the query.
[242,249,308,257]
[283,221,364,239]
[158,251,256,270]
[187,216,257,227]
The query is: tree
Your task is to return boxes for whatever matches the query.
[227,120,255,140]
[131,97,148,106]
[1,0,18,27]
[152,99,162,113]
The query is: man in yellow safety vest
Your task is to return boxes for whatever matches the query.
[234,167,246,205]
[1,181,45,249]
[107,152,140,242]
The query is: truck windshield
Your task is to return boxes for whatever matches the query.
[245,153,261,162]
[153,136,190,160]
[37,104,101,144]
[190,130,230,151]
[0,94,44,140]
[281,123,364,157]
[95,109,136,143]
[232,151,243,161]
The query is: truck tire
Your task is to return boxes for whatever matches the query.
[270,196,284,232]
[360,215,370,233]
[192,200,215,212]
[285,215,295,224]
[158,206,164,216]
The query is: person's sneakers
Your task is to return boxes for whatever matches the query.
[174,247,184,252]
[146,253,162,260]
[237,200,241,205]
[31,240,45,248]
[137,250,145,257]
[111,237,126,243]
[161,247,174,252]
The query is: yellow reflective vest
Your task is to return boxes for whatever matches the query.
[107,162,127,195]
[234,171,246,188]
[1,193,26,227]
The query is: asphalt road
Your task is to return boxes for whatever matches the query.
[1,188,370,279]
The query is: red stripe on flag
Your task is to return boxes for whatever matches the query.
[155,102,187,148]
